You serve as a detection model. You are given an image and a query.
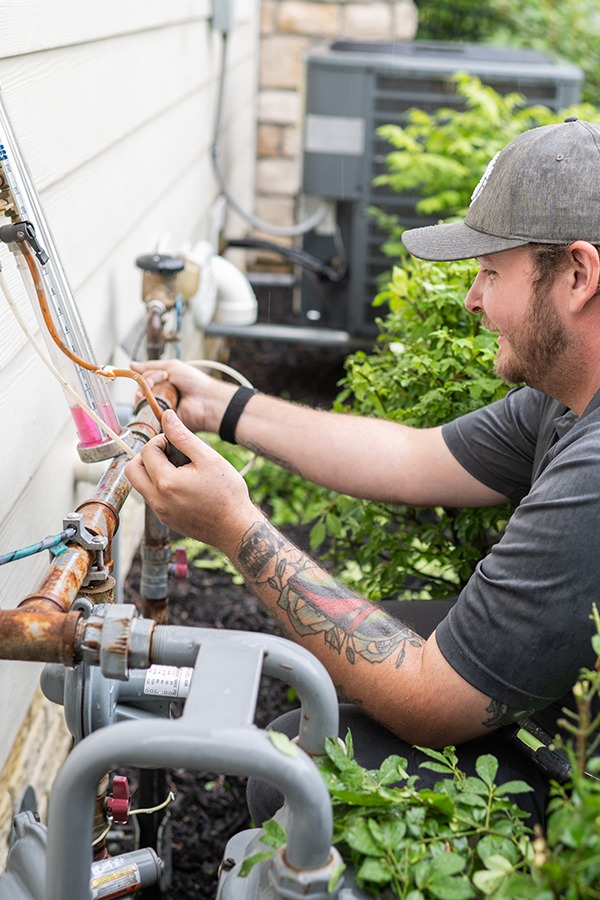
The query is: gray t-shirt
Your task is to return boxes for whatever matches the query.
[438,385,600,720]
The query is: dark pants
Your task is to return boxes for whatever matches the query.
[247,599,551,827]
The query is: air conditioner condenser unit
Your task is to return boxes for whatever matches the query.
[300,40,583,338]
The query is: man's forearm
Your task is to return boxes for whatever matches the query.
[234,393,461,506]
[231,515,426,715]
[228,515,511,748]
[130,360,503,507]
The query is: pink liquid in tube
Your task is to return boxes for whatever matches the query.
[70,403,123,447]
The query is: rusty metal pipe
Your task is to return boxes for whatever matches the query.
[0,609,82,664]
[0,383,179,662]
[146,306,165,360]
[141,507,171,624]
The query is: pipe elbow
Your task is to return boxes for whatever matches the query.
[191,247,258,329]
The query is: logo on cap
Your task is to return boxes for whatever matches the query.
[470,151,500,207]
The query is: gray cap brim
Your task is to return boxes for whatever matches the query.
[401,220,529,262]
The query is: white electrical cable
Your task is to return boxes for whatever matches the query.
[0,268,136,459]
[212,31,329,238]
[186,358,253,387]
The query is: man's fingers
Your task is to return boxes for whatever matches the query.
[161,408,196,451]
[138,369,169,389]
[125,450,157,494]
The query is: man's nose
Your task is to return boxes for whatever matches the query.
[464,272,484,314]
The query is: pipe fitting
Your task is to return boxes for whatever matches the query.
[79,607,155,677]
[100,604,138,680]
[270,845,345,900]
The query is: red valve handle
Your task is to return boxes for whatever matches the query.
[172,547,188,581]
[107,775,130,824]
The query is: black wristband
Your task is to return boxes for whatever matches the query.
[218,386,257,444]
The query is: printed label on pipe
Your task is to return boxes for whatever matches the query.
[90,857,140,899]
[143,664,193,698]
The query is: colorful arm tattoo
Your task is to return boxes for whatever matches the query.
[236,520,424,668]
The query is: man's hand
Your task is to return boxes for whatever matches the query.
[125,408,258,554]
[130,360,238,435]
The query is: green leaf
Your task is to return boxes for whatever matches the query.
[345,818,383,856]
[260,818,287,849]
[475,755,499,787]
[494,780,534,796]
[429,877,474,900]
[481,854,514,874]
[328,863,346,893]
[415,857,474,899]
[379,818,408,846]
[472,868,508,894]
[356,856,393,885]
[325,511,343,537]
[428,853,467,877]
[378,754,410,784]
[268,731,299,757]
[417,790,455,815]
[309,520,326,550]
[239,849,276,877]
[419,762,456,775]
[476,835,519,865]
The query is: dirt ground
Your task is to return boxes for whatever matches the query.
[122,285,349,898]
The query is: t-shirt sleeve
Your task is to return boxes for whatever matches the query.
[436,418,600,711]
[441,387,548,504]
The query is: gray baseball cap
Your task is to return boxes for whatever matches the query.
[401,117,600,261]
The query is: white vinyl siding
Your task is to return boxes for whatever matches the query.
[0,0,259,842]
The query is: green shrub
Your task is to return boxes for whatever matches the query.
[414,0,600,105]
[491,0,600,105]
[371,74,600,259]
[243,611,600,898]
[322,256,510,600]
[415,0,507,43]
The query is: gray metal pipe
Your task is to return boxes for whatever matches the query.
[149,625,340,755]
[46,720,334,900]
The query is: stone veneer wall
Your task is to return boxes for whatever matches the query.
[254,0,418,254]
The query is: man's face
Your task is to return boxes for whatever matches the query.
[465,247,575,394]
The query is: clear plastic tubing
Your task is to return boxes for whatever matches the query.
[0,91,123,460]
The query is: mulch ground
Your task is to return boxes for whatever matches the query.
[122,285,350,898]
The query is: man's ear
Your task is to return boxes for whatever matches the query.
[567,241,600,314]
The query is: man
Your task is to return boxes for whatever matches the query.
[125,118,600,824]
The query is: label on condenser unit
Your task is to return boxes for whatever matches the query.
[304,114,365,155]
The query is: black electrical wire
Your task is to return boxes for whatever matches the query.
[225,237,348,283]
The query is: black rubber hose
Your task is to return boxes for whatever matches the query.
[226,237,347,283]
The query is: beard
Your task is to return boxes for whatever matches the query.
[488,284,575,393]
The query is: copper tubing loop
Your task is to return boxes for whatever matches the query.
[20,241,165,425]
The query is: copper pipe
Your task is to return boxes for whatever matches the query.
[0,609,82,664]
[0,382,179,662]
[146,307,165,360]
[141,506,171,624]
[18,384,179,616]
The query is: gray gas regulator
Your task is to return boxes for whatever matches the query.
[0,603,369,900]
